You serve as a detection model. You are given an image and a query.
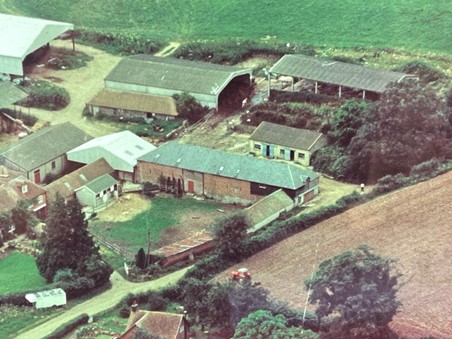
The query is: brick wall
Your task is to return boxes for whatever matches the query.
[137,161,183,184]
[204,173,262,204]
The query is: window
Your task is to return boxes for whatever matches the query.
[254,144,261,150]
[51,161,56,170]
[37,195,44,204]
[298,152,305,159]
[280,149,285,156]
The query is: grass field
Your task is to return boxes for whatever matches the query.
[90,196,231,254]
[0,252,47,295]
[2,0,451,53]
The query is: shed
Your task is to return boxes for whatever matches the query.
[269,54,417,99]
[75,173,119,209]
[104,55,253,110]
[0,81,28,108]
[0,14,73,76]
[86,89,179,121]
[249,121,327,166]
[25,288,66,309]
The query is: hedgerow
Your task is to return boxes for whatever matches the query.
[18,80,69,111]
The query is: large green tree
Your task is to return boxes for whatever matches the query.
[212,212,249,260]
[233,310,318,339]
[36,195,110,283]
[173,92,209,123]
[305,245,401,339]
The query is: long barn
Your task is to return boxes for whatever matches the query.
[104,55,253,111]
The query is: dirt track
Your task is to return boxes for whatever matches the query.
[220,171,452,338]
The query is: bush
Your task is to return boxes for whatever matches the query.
[371,173,409,196]
[119,305,130,318]
[44,313,89,339]
[18,80,70,111]
[394,61,447,83]
[410,158,441,179]
[270,90,340,105]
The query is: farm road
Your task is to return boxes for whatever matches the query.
[15,268,190,339]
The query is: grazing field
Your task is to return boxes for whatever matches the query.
[219,171,452,338]
[3,0,451,53]
[0,252,47,294]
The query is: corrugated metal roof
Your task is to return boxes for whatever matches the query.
[0,122,93,171]
[244,189,293,226]
[0,14,73,75]
[84,173,117,194]
[67,131,156,172]
[0,81,28,107]
[250,121,326,151]
[139,142,318,190]
[87,89,179,116]
[270,54,413,93]
[105,54,252,96]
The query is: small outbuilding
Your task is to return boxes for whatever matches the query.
[75,173,119,209]
[25,288,66,309]
[86,89,179,122]
[249,121,327,166]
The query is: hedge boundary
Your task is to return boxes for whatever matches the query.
[43,313,89,339]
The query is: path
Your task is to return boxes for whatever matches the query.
[15,268,190,339]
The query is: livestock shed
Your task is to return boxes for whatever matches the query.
[104,55,253,111]
[137,142,319,206]
[269,54,417,99]
[0,14,74,76]
[249,121,327,166]
[0,81,28,108]
[0,122,92,184]
[87,89,179,121]
[67,130,156,182]
[75,173,119,209]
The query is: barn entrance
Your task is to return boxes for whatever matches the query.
[218,74,252,113]
[187,180,194,193]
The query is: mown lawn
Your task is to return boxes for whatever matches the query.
[0,252,47,295]
[90,196,225,254]
[4,0,452,53]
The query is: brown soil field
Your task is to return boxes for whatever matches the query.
[219,171,452,338]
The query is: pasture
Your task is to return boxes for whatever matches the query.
[0,252,47,295]
[3,0,452,53]
[219,171,452,337]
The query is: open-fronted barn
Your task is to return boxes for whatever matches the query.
[269,54,417,99]
[0,14,73,76]
[137,142,319,205]
[104,55,253,111]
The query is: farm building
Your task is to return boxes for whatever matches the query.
[75,173,118,210]
[269,54,417,99]
[0,122,92,184]
[137,142,319,206]
[86,89,179,121]
[0,14,73,76]
[104,55,253,111]
[45,158,115,204]
[121,309,190,339]
[0,81,28,109]
[249,121,327,166]
[0,175,47,219]
[67,131,155,182]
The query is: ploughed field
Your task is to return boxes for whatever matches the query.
[221,171,452,338]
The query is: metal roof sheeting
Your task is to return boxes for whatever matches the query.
[67,131,156,173]
[0,14,73,75]
[105,55,252,96]
[270,54,413,93]
[139,142,318,190]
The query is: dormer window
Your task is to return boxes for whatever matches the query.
[21,185,28,194]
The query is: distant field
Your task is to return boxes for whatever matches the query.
[0,252,47,294]
[2,0,451,53]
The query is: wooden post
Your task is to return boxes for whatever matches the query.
[338,86,342,98]
[362,90,366,99]
[267,71,271,98]
[315,81,318,94]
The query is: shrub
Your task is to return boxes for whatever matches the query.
[270,90,340,105]
[147,293,169,311]
[119,305,131,318]
[371,173,409,196]
[394,61,447,83]
[18,80,70,111]
[44,313,89,339]
[410,158,441,179]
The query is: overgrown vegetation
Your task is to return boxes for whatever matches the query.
[173,92,210,124]
[0,108,37,127]
[17,80,70,111]
[45,47,94,70]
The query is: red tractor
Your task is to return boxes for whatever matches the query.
[230,268,251,283]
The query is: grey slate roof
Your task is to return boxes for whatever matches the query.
[270,54,414,93]
[105,55,252,96]
[250,121,327,151]
[139,142,318,190]
[84,173,117,194]
[244,189,293,226]
[0,122,92,171]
